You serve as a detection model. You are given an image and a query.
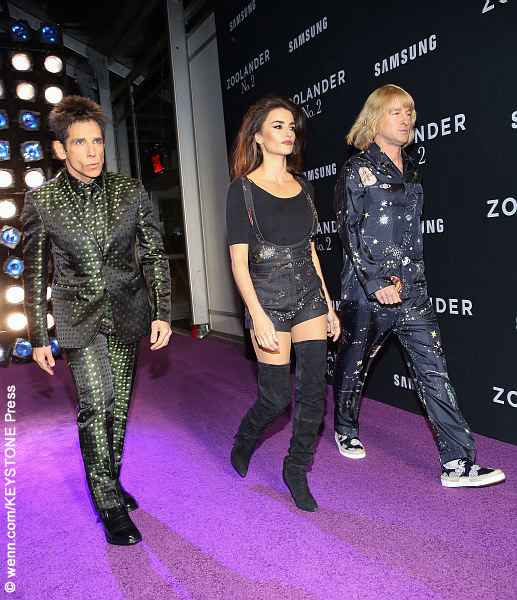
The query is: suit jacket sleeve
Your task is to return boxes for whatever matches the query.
[22,192,51,347]
[136,184,172,322]
[335,163,392,296]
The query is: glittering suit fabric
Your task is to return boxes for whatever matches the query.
[22,169,171,512]
[66,331,138,511]
[22,169,171,349]
[333,143,475,465]
[240,176,327,332]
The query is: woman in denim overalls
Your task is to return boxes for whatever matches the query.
[226,96,340,511]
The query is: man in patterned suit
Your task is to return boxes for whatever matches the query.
[22,96,172,545]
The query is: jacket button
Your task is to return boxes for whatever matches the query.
[406,214,412,221]
[286,253,291,259]
[286,263,293,269]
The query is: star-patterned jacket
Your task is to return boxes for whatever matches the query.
[22,170,171,349]
[335,142,427,303]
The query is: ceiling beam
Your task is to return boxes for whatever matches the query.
[7,1,144,84]
[107,0,163,65]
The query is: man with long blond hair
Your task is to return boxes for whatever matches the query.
[332,84,505,487]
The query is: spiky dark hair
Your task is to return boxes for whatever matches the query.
[48,95,107,145]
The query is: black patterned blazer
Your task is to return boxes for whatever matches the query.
[22,170,171,349]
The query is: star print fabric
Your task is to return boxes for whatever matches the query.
[333,296,476,465]
[335,142,426,301]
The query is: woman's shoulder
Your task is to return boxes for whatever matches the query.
[227,177,246,198]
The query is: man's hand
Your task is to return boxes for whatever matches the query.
[374,285,401,305]
[33,346,55,375]
[150,320,172,350]
[327,309,341,342]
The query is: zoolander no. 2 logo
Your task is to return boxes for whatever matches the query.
[226,49,270,94]
[289,71,345,119]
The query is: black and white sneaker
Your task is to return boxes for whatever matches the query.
[441,459,505,488]
[334,432,366,459]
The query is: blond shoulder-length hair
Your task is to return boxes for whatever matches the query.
[347,84,416,150]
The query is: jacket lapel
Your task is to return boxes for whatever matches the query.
[104,172,136,256]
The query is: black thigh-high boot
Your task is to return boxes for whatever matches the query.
[231,362,291,477]
[283,340,327,512]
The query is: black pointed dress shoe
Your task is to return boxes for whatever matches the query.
[100,507,142,545]
[116,481,139,512]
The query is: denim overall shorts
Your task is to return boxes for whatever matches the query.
[241,175,328,332]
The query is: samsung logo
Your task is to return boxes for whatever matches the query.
[229,1,256,32]
[304,162,337,181]
[394,374,416,390]
[288,17,328,53]
[421,218,444,234]
[374,34,437,76]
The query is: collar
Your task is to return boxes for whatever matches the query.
[66,170,104,195]
[365,142,409,175]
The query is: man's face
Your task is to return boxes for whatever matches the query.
[53,119,104,183]
[376,98,413,148]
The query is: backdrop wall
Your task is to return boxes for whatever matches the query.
[214,0,516,444]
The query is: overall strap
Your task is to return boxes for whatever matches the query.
[295,175,318,236]
[240,176,265,242]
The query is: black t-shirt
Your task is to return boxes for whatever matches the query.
[226,178,314,246]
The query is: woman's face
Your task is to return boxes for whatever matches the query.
[255,107,295,157]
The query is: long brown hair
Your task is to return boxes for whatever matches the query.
[230,95,306,181]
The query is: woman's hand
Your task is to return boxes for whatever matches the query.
[327,309,341,342]
[251,308,280,352]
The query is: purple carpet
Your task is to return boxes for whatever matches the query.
[5,333,516,600]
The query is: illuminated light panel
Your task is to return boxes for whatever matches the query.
[16,82,36,101]
[41,24,59,43]
[24,169,45,188]
[3,257,24,278]
[44,55,63,74]
[20,111,39,130]
[10,22,30,41]
[11,52,32,71]
[5,286,24,304]
[0,200,16,219]
[13,339,32,358]
[0,141,10,161]
[44,86,63,104]
[0,169,14,188]
[0,225,21,249]
[7,312,27,331]
[21,141,43,162]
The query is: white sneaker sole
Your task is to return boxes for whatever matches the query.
[334,432,366,459]
[441,469,506,488]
